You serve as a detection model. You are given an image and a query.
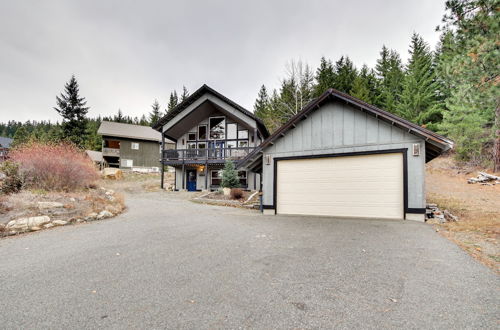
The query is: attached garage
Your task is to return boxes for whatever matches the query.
[240,89,453,221]
[276,152,404,219]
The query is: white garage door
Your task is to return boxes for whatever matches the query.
[276,153,404,219]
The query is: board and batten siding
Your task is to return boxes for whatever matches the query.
[119,139,161,168]
[261,100,426,217]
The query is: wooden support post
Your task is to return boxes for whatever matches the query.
[160,134,165,189]
[205,159,208,190]
[181,158,185,190]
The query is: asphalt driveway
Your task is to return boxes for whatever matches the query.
[0,191,497,329]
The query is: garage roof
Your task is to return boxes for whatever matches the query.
[98,121,172,143]
[240,88,454,170]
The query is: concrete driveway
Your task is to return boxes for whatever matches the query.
[0,191,497,329]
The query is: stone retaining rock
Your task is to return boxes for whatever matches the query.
[38,202,64,209]
[97,210,113,220]
[52,220,68,226]
[6,216,51,231]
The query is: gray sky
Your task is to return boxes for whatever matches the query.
[0,0,445,123]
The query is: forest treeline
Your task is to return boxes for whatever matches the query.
[1,0,498,169]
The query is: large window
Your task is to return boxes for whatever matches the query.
[227,123,237,139]
[198,125,207,140]
[211,170,221,186]
[209,117,225,139]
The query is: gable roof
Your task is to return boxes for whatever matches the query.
[98,121,168,142]
[152,84,269,138]
[85,150,103,163]
[0,136,13,148]
[240,88,453,168]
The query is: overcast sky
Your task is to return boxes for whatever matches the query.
[0,0,446,123]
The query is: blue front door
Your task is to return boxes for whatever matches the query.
[186,169,197,191]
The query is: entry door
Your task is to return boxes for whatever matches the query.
[186,169,197,191]
[276,153,404,219]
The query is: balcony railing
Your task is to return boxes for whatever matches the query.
[163,147,255,163]
[102,147,120,157]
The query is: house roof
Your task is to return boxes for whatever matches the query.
[98,121,172,143]
[152,84,270,138]
[240,88,454,169]
[85,150,103,163]
[0,136,13,148]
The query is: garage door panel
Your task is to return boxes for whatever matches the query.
[276,153,404,219]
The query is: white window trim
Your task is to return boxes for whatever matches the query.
[121,159,133,167]
[131,142,140,150]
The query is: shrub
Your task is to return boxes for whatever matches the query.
[230,188,243,200]
[221,160,240,188]
[9,142,99,191]
[0,161,23,194]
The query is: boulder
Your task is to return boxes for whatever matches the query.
[103,168,123,180]
[43,223,55,229]
[38,202,64,209]
[84,212,98,221]
[0,223,5,231]
[52,220,68,226]
[30,226,41,231]
[97,210,113,220]
[6,216,51,231]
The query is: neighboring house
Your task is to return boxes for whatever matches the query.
[0,136,13,161]
[153,84,270,191]
[85,150,104,169]
[240,88,453,222]
[97,121,174,170]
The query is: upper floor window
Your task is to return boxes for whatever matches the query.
[198,125,207,140]
[131,142,140,150]
[188,132,196,141]
[238,130,248,139]
[227,123,237,139]
[209,117,225,140]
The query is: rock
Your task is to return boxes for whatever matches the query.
[84,212,98,221]
[105,190,115,195]
[6,216,51,231]
[75,218,84,223]
[0,223,5,231]
[43,223,55,229]
[52,220,68,226]
[223,187,231,196]
[97,210,113,220]
[30,226,41,231]
[102,168,123,180]
[38,202,64,209]
[69,198,76,202]
[443,210,459,222]
[105,195,115,201]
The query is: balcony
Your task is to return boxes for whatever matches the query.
[162,147,255,165]
[102,147,120,157]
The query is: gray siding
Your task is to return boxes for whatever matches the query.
[261,100,426,210]
[119,139,161,168]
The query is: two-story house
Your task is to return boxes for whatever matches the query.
[98,121,174,170]
[153,85,269,191]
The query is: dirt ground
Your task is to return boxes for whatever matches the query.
[426,155,499,271]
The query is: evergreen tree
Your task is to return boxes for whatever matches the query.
[114,109,125,123]
[437,0,499,168]
[350,65,378,104]
[180,86,190,101]
[167,91,179,112]
[11,126,30,147]
[54,75,89,147]
[397,33,440,126]
[85,119,102,151]
[139,114,149,126]
[332,56,358,93]
[313,56,336,97]
[253,85,269,120]
[149,99,161,125]
[375,46,405,112]
[221,159,240,188]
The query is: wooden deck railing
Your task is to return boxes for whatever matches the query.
[162,147,255,163]
[102,147,120,157]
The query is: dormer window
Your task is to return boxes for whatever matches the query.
[209,117,225,139]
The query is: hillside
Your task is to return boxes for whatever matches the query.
[426,155,499,271]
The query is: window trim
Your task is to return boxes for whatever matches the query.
[209,116,226,140]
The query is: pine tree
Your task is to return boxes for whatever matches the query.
[374,46,405,112]
[149,99,161,125]
[350,65,378,104]
[437,0,499,168]
[114,109,125,123]
[180,86,190,101]
[139,114,149,126]
[333,56,358,93]
[313,56,336,97]
[254,85,269,120]
[221,159,240,188]
[11,126,30,147]
[167,91,179,112]
[85,119,102,151]
[397,33,440,125]
[54,75,89,147]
